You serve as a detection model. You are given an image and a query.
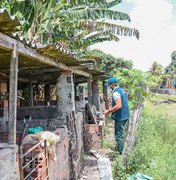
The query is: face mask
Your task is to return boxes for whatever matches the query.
[108,85,114,90]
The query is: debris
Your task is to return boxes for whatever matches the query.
[128,173,153,180]
[82,175,88,179]
[90,149,102,159]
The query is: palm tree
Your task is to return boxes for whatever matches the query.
[150,61,164,76]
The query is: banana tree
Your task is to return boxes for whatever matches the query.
[54,0,139,50]
[1,0,139,50]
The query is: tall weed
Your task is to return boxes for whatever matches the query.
[113,113,176,179]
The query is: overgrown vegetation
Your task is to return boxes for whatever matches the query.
[104,62,175,179]
[165,51,176,77]
[80,49,133,75]
[114,68,162,108]
[112,95,176,180]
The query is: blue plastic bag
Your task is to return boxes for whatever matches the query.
[128,173,153,180]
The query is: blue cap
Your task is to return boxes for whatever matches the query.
[104,77,118,86]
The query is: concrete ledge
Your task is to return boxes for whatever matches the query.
[0,143,20,180]
[98,158,113,180]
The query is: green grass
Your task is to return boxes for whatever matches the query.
[113,95,176,180]
[144,94,176,119]
[101,139,111,148]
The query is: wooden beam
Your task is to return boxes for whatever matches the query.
[8,43,18,144]
[92,80,100,111]
[0,32,90,77]
[103,81,109,110]
[0,33,13,50]
[44,84,51,106]
[87,76,92,105]
[58,62,90,77]
[0,72,36,83]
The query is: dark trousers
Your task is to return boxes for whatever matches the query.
[115,119,128,154]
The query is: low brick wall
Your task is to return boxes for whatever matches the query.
[48,112,84,180]
[0,144,20,180]
[0,108,85,180]
[49,127,70,180]
[83,117,105,151]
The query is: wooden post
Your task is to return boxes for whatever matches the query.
[121,104,143,165]
[9,43,18,144]
[44,84,51,106]
[87,76,92,105]
[28,79,33,106]
[92,80,100,111]
[103,81,109,110]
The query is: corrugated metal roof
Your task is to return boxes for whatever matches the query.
[12,33,37,48]
[0,8,22,34]
[0,9,105,78]
[37,43,82,66]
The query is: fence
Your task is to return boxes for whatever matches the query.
[150,88,176,95]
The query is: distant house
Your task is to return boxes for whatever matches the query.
[162,78,175,89]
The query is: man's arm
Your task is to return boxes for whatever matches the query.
[104,98,122,116]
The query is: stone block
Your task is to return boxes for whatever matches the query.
[98,158,113,180]
[83,121,104,151]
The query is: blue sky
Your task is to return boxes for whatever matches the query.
[91,0,176,71]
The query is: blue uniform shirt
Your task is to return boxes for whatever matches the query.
[111,86,130,121]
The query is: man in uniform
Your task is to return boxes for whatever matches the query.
[104,77,130,154]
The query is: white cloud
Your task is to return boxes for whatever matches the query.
[91,0,176,71]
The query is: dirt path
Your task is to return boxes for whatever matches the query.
[79,121,115,180]
[79,155,100,180]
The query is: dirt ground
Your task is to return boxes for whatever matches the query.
[79,121,115,180]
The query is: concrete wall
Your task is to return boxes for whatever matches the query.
[0,106,85,180]
[0,108,8,132]
[74,112,84,179]
[0,144,20,180]
[16,116,67,133]
[17,106,59,120]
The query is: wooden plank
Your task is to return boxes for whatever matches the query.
[8,43,18,144]
[121,104,143,165]
[85,103,97,124]
[0,32,90,77]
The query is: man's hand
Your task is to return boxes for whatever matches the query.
[103,110,109,116]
